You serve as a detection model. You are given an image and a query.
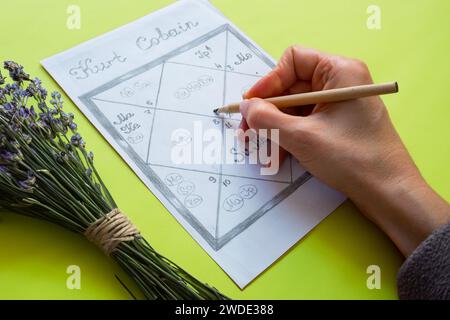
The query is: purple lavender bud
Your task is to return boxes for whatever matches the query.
[70,133,85,148]
[51,92,61,99]
[18,173,36,191]
[70,133,81,146]
[3,61,30,82]
[2,102,13,111]
[37,101,47,112]
[4,83,12,93]
[69,123,77,131]
[33,78,42,86]
[0,150,20,162]
[29,106,36,118]
[19,180,29,190]
[18,107,28,119]
[12,88,24,98]
[39,88,48,100]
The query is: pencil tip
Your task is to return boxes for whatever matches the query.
[395,81,399,92]
[213,108,219,115]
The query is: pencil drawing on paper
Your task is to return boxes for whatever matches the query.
[80,24,312,250]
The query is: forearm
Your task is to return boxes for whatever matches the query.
[351,173,450,257]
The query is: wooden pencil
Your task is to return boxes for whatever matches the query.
[213,82,398,114]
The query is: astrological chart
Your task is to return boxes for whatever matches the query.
[80,24,311,250]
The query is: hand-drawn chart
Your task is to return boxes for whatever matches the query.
[80,24,312,250]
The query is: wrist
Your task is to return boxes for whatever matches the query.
[350,170,450,256]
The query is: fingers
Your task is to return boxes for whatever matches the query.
[244,46,327,99]
[245,45,375,101]
[278,148,289,166]
[240,98,303,152]
[285,105,315,117]
[238,117,249,132]
[314,55,374,90]
[288,80,312,95]
[240,98,297,131]
[239,117,290,166]
[287,46,327,81]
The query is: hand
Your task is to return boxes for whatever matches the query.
[240,46,450,256]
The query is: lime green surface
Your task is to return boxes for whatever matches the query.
[0,0,448,299]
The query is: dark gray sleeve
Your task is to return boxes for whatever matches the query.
[397,221,450,300]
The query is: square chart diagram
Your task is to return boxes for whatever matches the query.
[80,24,312,251]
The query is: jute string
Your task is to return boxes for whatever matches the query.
[84,208,140,255]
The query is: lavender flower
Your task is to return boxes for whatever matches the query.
[18,172,36,192]
[0,70,5,85]
[3,61,30,82]
[0,61,227,300]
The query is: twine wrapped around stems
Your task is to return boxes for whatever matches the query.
[84,208,140,255]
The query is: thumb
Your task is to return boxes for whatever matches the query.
[240,98,300,151]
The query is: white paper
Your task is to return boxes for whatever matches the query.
[42,0,345,288]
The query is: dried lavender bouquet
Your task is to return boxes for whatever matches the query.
[0,61,227,300]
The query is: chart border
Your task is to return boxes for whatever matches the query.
[80,24,312,250]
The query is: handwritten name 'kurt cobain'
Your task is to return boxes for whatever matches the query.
[136,21,199,51]
[68,52,127,80]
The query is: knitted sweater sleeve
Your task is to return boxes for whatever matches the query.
[397,222,450,300]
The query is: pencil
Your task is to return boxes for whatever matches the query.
[213,82,399,114]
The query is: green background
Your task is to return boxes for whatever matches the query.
[0,0,449,299]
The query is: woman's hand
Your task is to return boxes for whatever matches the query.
[240,46,450,256]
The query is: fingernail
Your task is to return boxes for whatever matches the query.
[240,99,251,118]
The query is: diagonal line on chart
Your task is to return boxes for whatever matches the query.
[290,155,293,184]
[155,106,218,119]
[145,63,166,163]
[165,60,263,79]
[148,162,219,176]
[91,97,154,110]
[147,162,291,184]
[214,29,231,241]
